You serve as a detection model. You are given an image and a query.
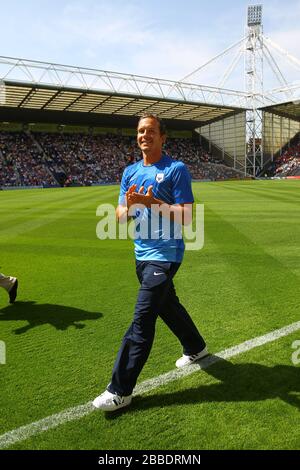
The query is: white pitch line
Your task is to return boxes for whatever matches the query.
[0,320,299,449]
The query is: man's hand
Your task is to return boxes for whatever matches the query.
[115,204,129,223]
[125,184,137,206]
[120,184,192,226]
[116,184,152,223]
[127,185,154,209]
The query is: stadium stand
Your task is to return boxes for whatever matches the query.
[0,130,244,188]
[268,132,300,177]
[0,132,58,187]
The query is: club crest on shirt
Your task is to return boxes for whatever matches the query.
[155,172,165,183]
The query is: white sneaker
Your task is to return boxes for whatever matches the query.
[92,390,132,411]
[176,347,209,368]
[9,278,18,304]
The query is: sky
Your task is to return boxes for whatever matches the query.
[1,0,300,92]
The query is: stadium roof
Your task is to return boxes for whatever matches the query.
[260,100,300,122]
[0,80,245,126]
[0,56,248,128]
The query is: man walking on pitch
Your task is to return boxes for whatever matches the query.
[93,114,207,411]
[0,272,18,303]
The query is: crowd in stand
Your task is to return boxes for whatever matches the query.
[35,133,138,186]
[271,135,300,177]
[163,139,241,180]
[0,132,58,186]
[0,131,243,187]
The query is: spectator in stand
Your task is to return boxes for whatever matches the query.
[270,134,300,177]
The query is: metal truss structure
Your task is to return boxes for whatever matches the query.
[244,5,264,176]
[177,5,300,176]
[0,56,248,109]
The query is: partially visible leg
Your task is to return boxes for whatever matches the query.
[158,280,206,355]
[0,273,13,291]
[0,273,18,303]
[108,262,173,396]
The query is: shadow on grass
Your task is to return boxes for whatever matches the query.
[105,357,300,420]
[0,301,103,334]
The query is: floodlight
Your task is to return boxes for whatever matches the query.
[247,5,262,26]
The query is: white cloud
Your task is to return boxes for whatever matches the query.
[2,0,299,95]
[265,0,300,25]
[129,34,218,81]
[57,2,152,47]
[30,2,222,83]
[266,29,300,62]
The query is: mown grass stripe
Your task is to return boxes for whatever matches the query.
[0,188,118,239]
[0,186,118,229]
[0,320,299,449]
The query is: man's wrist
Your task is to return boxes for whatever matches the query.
[150,197,169,211]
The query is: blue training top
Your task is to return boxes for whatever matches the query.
[118,154,194,263]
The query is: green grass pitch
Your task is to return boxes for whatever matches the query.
[0,180,299,450]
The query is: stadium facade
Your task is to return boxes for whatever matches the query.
[0,5,300,184]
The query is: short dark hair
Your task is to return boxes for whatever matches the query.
[137,114,167,136]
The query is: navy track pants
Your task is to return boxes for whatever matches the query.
[108,260,206,396]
